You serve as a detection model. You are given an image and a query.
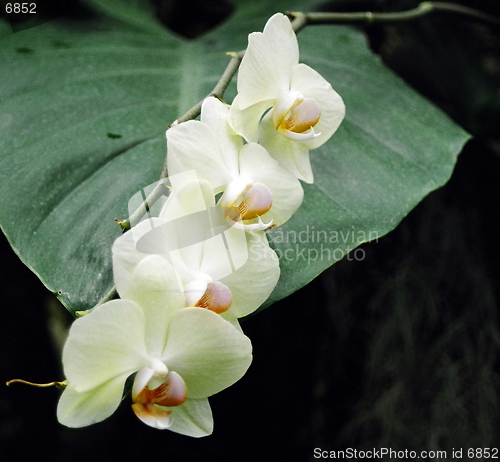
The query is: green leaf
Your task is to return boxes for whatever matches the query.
[0,0,469,316]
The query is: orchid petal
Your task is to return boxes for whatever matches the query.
[200,97,242,175]
[127,256,185,356]
[140,398,213,437]
[262,13,299,65]
[198,232,245,281]
[166,398,214,437]
[62,300,148,392]
[162,308,252,398]
[169,243,207,287]
[259,112,314,183]
[219,230,279,319]
[113,218,166,294]
[220,222,250,272]
[113,229,186,356]
[159,180,215,274]
[227,317,243,332]
[57,376,128,428]
[159,180,261,302]
[166,121,232,191]
[113,215,194,293]
[160,177,216,221]
[228,94,274,143]
[290,63,345,150]
[238,143,303,226]
[237,13,298,108]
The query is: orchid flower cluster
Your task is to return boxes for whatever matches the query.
[56,13,345,437]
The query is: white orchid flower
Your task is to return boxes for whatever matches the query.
[167,96,304,228]
[113,178,280,322]
[228,12,345,184]
[57,257,252,436]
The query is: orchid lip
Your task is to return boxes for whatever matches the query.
[271,93,322,141]
[219,177,253,208]
[133,370,187,408]
[132,403,173,429]
[283,97,321,133]
[271,91,303,128]
[149,358,168,377]
[220,181,273,225]
[279,126,321,142]
[195,281,233,314]
[236,183,273,220]
[229,216,273,231]
[132,367,156,401]
[184,279,209,306]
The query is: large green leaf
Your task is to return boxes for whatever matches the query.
[0,0,469,316]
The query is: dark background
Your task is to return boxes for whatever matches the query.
[1,0,500,460]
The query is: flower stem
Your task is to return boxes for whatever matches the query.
[6,379,67,390]
[159,51,245,179]
[116,179,170,231]
[289,2,500,32]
